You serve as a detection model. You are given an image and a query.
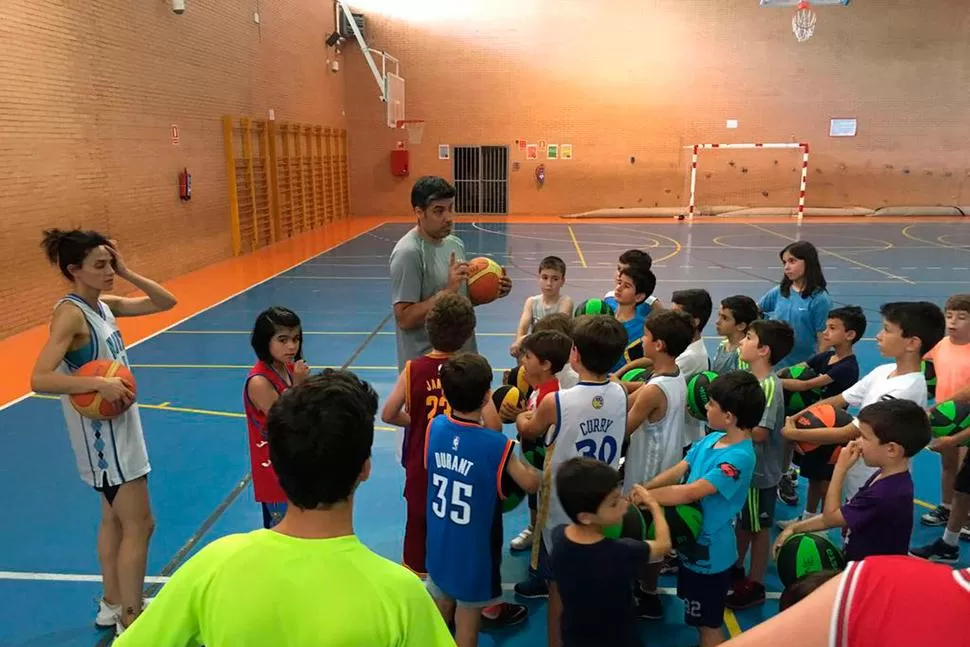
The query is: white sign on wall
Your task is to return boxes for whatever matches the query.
[829,118,858,137]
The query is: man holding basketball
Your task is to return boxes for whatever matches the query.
[390,176,512,371]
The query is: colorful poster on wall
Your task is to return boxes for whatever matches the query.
[438,144,450,160]
[518,139,527,151]
[538,139,547,150]
[561,144,573,160]
[547,144,559,160]
[526,144,538,160]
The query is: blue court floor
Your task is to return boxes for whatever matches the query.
[0,219,968,646]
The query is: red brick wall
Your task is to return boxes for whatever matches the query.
[343,0,970,218]
[0,0,345,337]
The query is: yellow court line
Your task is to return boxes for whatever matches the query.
[724,609,743,638]
[567,225,588,268]
[901,224,970,253]
[746,223,916,285]
[158,402,171,407]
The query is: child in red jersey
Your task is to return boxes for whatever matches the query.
[243,307,310,529]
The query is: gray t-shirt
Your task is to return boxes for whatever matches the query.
[753,373,786,489]
[389,228,477,370]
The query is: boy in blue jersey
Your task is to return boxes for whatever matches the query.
[425,353,541,647]
[607,265,657,374]
[644,371,764,647]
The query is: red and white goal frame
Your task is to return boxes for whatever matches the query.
[686,142,810,221]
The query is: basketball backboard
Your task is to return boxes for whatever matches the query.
[386,72,405,128]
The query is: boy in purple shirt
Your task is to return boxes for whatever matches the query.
[773,398,931,561]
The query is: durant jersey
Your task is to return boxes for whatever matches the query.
[623,372,687,494]
[56,295,149,489]
[425,415,513,603]
[542,380,627,552]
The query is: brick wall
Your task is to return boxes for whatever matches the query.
[343,0,970,217]
[0,0,345,337]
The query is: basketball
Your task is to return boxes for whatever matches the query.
[574,299,615,317]
[620,368,652,383]
[603,502,648,540]
[792,403,854,455]
[69,359,137,420]
[776,532,846,588]
[686,370,720,421]
[603,502,703,549]
[501,445,527,513]
[504,364,534,400]
[929,400,970,440]
[523,445,546,471]
[466,256,504,306]
[492,385,523,424]
[922,359,937,399]
[623,339,645,363]
[778,364,822,415]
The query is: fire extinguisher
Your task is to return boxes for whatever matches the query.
[179,168,192,201]
[535,164,545,188]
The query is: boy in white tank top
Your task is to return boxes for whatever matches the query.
[510,256,573,358]
[31,230,177,635]
[515,315,629,647]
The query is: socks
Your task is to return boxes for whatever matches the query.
[943,529,960,547]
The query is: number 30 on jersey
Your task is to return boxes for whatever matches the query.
[575,436,618,464]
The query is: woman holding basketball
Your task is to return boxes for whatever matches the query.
[30,229,176,636]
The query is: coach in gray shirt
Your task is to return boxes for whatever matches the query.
[390,176,512,371]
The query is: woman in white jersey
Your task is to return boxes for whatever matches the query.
[31,229,176,635]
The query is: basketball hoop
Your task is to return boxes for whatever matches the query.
[792,1,817,42]
[396,120,425,146]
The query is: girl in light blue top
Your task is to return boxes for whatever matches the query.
[758,241,832,369]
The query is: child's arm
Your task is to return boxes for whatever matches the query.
[505,453,540,493]
[380,371,410,428]
[788,393,849,421]
[630,485,672,560]
[781,374,834,393]
[649,480,716,507]
[558,295,574,315]
[612,357,655,390]
[515,394,557,440]
[626,384,663,435]
[480,398,503,432]
[509,297,534,358]
[643,460,690,490]
[781,419,858,445]
[248,376,281,415]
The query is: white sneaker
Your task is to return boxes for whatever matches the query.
[95,598,120,629]
[510,526,534,551]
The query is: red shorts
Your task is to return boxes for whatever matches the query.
[403,465,428,575]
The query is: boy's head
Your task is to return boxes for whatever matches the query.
[715,295,759,339]
[538,256,567,297]
[779,571,838,612]
[520,330,573,383]
[268,370,378,510]
[877,301,945,359]
[556,457,627,529]
[823,305,867,349]
[617,249,653,278]
[440,353,493,414]
[671,289,713,336]
[944,294,970,343]
[856,398,931,467]
[533,312,574,337]
[614,265,656,307]
[426,293,477,353]
[642,309,694,361]
[705,370,767,431]
[571,315,628,376]
[739,320,795,367]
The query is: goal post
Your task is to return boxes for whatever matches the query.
[686,142,810,221]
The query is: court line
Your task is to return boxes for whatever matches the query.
[901,224,970,253]
[566,225,588,268]
[724,609,744,638]
[745,223,916,285]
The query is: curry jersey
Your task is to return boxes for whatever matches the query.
[243,361,292,504]
[56,295,150,489]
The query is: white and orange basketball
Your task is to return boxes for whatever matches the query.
[466,256,504,305]
[70,359,137,420]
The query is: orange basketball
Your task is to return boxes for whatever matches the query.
[70,359,137,420]
[466,256,504,305]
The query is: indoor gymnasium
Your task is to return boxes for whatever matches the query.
[1,1,969,646]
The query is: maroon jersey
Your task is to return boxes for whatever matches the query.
[402,351,452,472]
[244,360,291,504]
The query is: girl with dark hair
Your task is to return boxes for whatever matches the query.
[244,307,310,529]
[30,229,177,636]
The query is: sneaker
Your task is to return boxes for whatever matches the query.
[909,539,960,563]
[726,580,766,610]
[634,589,664,620]
[95,598,120,629]
[729,565,746,586]
[778,472,799,507]
[481,602,528,629]
[510,526,533,551]
[659,554,679,575]
[920,505,951,527]
[513,575,549,599]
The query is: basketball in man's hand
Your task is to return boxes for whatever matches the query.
[466,256,504,305]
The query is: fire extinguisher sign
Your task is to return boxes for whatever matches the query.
[171,125,180,145]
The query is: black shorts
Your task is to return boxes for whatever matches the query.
[739,486,777,533]
[956,451,970,496]
[94,474,147,506]
[677,566,731,629]
[794,446,836,481]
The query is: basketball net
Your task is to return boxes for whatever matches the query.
[792,1,817,42]
[396,120,425,146]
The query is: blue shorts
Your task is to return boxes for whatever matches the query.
[677,566,731,629]
[427,576,501,608]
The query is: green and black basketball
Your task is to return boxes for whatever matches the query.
[929,400,970,441]
[575,299,615,317]
[603,502,703,549]
[500,444,527,513]
[603,503,648,540]
[778,364,823,416]
[923,359,937,399]
[686,371,720,421]
[523,445,546,471]
[620,368,652,383]
[776,532,846,588]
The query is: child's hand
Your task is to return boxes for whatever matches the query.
[781,416,798,440]
[499,399,524,422]
[293,360,310,385]
[931,435,960,452]
[773,527,794,559]
[509,340,521,358]
[834,439,862,471]
[497,269,513,298]
[630,484,659,510]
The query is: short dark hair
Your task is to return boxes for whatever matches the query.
[572,315,628,375]
[533,312,574,337]
[857,398,932,458]
[440,353,493,413]
[880,301,945,355]
[644,309,694,359]
[720,295,760,330]
[619,265,656,303]
[945,294,970,314]
[708,371,767,430]
[672,289,714,332]
[41,228,113,281]
[251,307,304,364]
[426,293,476,353]
[619,249,653,271]
[520,330,573,374]
[411,176,456,210]
[267,370,378,510]
[556,457,621,524]
[749,320,795,366]
[539,256,567,277]
[779,571,838,612]
[828,306,867,345]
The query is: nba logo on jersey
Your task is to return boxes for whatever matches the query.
[452,436,460,451]
[592,395,604,409]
